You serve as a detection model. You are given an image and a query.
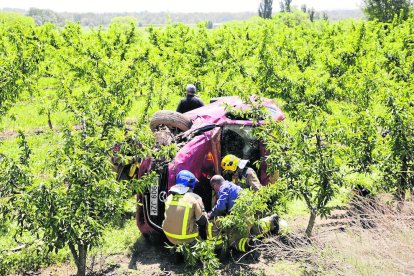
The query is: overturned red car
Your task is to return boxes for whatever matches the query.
[136,96,285,239]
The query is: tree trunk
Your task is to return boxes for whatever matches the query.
[47,110,53,130]
[69,242,88,276]
[305,210,317,238]
[77,244,88,276]
[395,188,405,212]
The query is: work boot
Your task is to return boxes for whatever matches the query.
[246,238,262,261]
[219,246,229,262]
[270,214,279,235]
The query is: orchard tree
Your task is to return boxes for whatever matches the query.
[256,107,344,237]
[1,131,128,276]
[378,93,414,201]
[301,4,307,12]
[45,22,139,275]
[341,109,379,175]
[27,7,63,26]
[0,16,45,118]
[308,8,316,22]
[0,132,32,219]
[362,0,414,22]
[2,22,145,276]
[259,0,273,19]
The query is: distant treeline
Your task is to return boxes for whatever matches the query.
[1,7,364,27]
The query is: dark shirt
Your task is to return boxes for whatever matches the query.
[176,96,204,113]
[210,181,242,217]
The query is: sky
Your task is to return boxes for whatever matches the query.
[0,0,361,13]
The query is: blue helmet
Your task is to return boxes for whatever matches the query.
[176,170,198,190]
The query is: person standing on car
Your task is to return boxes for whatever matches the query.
[221,154,263,191]
[162,170,208,245]
[176,84,204,113]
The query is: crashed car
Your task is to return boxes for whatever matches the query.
[134,96,285,239]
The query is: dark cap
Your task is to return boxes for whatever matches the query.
[186,84,196,94]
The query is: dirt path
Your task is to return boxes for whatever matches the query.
[0,128,47,140]
[0,119,138,141]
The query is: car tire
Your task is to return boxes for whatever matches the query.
[150,111,192,132]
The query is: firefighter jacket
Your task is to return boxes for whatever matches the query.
[234,167,263,191]
[162,192,207,245]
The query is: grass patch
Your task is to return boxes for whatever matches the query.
[271,260,304,275]
[0,221,71,275]
[93,218,140,256]
[0,131,62,175]
[262,197,414,275]
[0,217,141,275]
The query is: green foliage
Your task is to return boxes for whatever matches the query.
[0,245,54,275]
[51,22,140,138]
[256,107,344,237]
[0,16,45,118]
[0,12,35,26]
[362,0,414,22]
[340,108,379,174]
[1,130,128,276]
[28,7,63,26]
[219,184,288,237]
[1,11,414,273]
[0,132,32,219]
[378,93,414,199]
[225,95,269,123]
[170,241,220,275]
[0,20,144,276]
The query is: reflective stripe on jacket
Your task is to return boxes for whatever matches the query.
[206,221,223,247]
[162,192,206,245]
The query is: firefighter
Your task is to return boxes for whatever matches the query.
[232,215,279,258]
[162,170,208,245]
[176,84,204,113]
[221,154,263,191]
[206,175,279,258]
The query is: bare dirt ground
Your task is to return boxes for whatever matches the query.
[35,196,414,276]
[0,128,47,140]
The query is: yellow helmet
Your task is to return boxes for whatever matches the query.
[221,154,240,172]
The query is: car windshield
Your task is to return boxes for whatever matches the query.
[221,125,260,164]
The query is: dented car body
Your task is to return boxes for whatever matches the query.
[136,96,285,237]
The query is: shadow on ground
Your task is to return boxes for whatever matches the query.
[126,234,264,275]
[127,235,188,275]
